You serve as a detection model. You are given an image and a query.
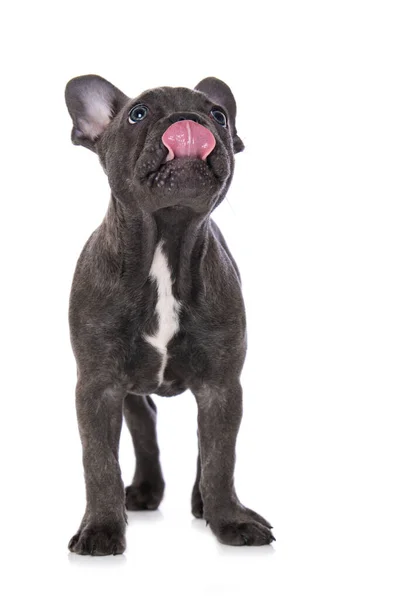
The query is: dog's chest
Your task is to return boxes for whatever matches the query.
[143,241,181,384]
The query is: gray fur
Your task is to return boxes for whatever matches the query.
[65,74,274,555]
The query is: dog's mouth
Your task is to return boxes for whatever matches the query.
[139,120,226,189]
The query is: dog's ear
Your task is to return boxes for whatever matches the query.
[195,77,244,153]
[65,75,128,152]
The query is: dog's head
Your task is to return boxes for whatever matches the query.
[65,75,244,214]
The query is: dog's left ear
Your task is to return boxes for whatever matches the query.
[195,77,244,153]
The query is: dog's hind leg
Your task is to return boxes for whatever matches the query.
[124,394,165,510]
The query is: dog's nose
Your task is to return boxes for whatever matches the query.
[169,112,200,124]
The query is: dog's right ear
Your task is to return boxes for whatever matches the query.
[65,75,128,152]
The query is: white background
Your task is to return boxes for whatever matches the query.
[1,1,399,598]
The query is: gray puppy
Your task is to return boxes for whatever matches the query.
[65,75,274,555]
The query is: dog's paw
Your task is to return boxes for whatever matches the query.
[125,480,165,511]
[68,522,126,556]
[214,520,275,546]
[208,506,275,546]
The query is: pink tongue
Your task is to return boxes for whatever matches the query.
[162,120,216,162]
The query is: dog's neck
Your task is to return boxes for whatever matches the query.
[103,196,211,298]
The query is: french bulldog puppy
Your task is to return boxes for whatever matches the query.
[65,75,274,555]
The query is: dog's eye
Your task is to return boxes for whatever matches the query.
[210,108,227,127]
[128,105,148,124]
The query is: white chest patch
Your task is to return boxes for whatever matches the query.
[144,241,181,385]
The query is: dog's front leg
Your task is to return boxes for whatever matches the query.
[68,380,126,555]
[195,381,275,546]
